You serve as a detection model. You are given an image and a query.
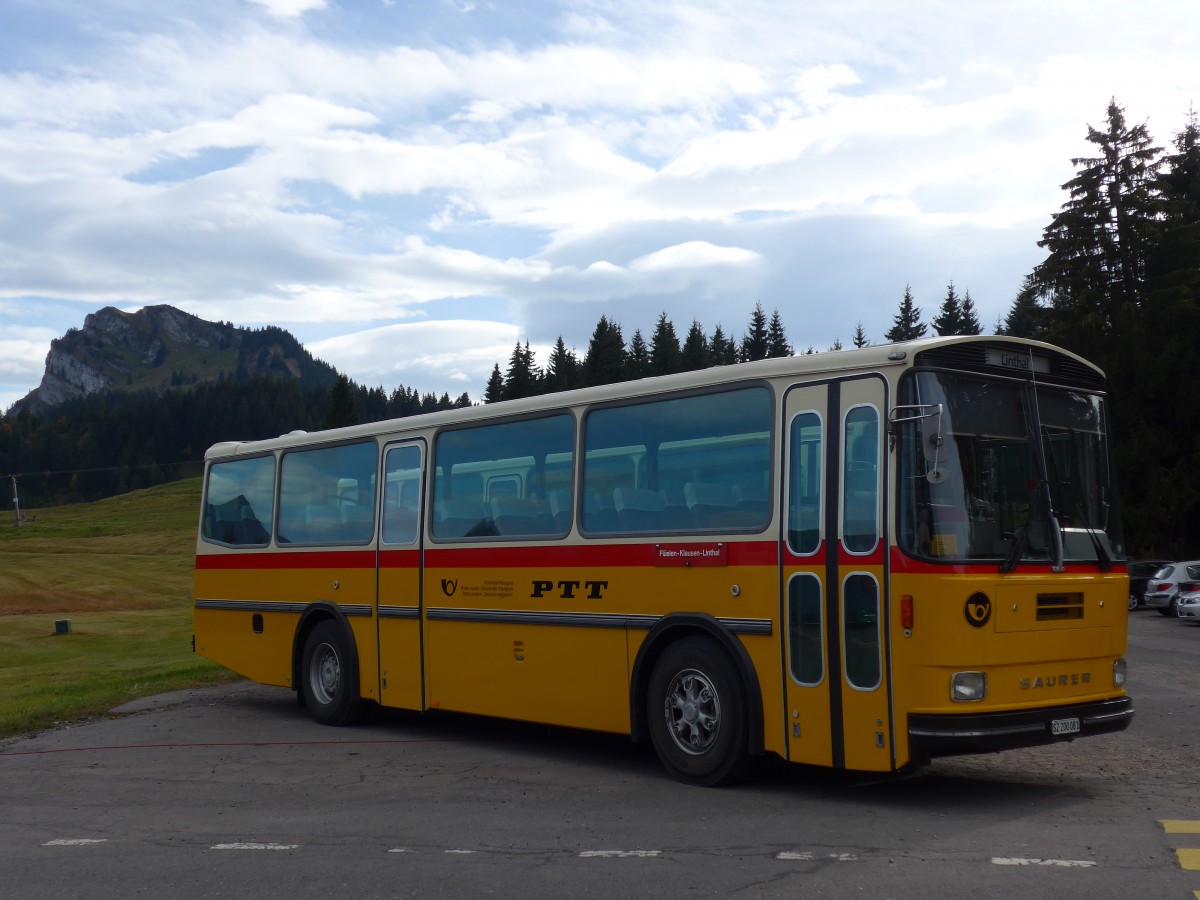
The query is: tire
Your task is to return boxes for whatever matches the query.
[1128,593,1139,611]
[1158,606,1174,617]
[646,637,748,786]
[300,620,365,726]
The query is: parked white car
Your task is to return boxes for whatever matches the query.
[1176,589,1200,621]
[1144,561,1200,617]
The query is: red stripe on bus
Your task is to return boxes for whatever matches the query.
[196,541,780,570]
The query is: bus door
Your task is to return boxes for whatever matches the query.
[376,440,426,710]
[782,376,893,771]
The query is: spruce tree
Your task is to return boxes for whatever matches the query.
[1033,98,1163,345]
[884,285,926,342]
[483,364,505,403]
[741,302,770,362]
[852,321,870,348]
[649,312,681,376]
[584,315,627,386]
[931,282,964,336]
[766,308,793,357]
[626,329,651,380]
[325,374,358,429]
[681,320,709,371]
[502,340,539,400]
[1002,276,1045,338]
[544,336,581,394]
[959,289,983,335]
[709,324,738,366]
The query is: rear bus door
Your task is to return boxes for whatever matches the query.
[376,441,426,710]
[782,376,893,771]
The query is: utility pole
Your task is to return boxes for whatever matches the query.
[10,475,19,527]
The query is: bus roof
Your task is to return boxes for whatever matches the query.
[204,334,1101,460]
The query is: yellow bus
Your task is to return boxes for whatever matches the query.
[193,334,1133,785]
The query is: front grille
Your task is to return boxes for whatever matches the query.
[1037,592,1084,621]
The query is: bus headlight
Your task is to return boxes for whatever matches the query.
[951,671,987,702]
[1113,658,1127,688]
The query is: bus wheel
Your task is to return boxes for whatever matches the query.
[301,621,364,726]
[647,637,748,786]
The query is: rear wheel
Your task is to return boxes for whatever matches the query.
[301,620,365,726]
[646,637,748,786]
[1128,593,1138,611]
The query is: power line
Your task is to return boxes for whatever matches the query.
[6,459,204,480]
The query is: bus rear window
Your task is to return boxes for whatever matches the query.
[203,455,275,547]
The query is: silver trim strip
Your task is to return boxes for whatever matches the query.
[194,599,373,616]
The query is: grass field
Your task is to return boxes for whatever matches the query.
[0,479,238,738]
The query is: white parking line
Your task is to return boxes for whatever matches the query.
[579,850,661,858]
[992,857,1097,868]
[211,842,299,851]
[43,839,107,846]
[776,851,857,861]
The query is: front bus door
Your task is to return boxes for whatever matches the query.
[782,376,893,771]
[376,440,426,710]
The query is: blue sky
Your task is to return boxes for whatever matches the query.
[1,0,1197,411]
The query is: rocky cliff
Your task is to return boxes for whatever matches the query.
[12,305,337,415]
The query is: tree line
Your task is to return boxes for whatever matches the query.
[482,281,985,404]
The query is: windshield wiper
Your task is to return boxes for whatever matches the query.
[1001,526,1027,574]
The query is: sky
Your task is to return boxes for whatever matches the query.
[1,0,1197,412]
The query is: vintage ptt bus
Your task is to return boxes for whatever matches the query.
[193,335,1133,784]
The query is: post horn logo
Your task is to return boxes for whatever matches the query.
[964,592,991,628]
[441,579,457,597]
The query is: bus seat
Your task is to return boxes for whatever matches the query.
[684,481,736,527]
[613,486,666,531]
[436,499,493,538]
[490,497,541,536]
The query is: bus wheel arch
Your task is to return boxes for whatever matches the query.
[630,615,763,785]
[293,603,366,726]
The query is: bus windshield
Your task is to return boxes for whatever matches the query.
[896,369,1124,566]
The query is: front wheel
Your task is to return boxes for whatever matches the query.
[1128,593,1138,611]
[301,620,365,726]
[646,637,748,786]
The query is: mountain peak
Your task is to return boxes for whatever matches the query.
[11,305,336,415]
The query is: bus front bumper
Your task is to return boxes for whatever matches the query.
[908,696,1134,761]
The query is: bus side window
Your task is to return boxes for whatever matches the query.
[278,441,377,546]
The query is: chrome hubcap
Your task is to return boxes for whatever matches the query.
[664,668,720,755]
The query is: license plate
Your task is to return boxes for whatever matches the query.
[1050,717,1081,736]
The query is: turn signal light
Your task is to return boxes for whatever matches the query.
[900,594,914,630]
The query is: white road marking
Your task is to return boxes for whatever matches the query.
[776,851,857,861]
[579,850,661,858]
[444,849,474,854]
[211,842,299,851]
[992,857,1097,868]
[43,839,107,846]
[387,848,414,853]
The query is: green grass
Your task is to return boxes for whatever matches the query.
[0,479,239,738]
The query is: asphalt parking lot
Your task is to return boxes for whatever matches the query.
[2,610,1199,899]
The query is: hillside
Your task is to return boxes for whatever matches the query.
[11,305,338,416]
[0,479,236,737]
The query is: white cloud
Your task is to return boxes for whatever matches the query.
[249,0,328,18]
[309,319,525,396]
